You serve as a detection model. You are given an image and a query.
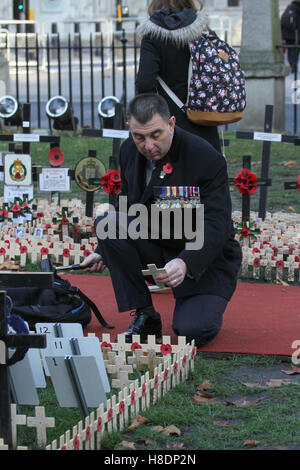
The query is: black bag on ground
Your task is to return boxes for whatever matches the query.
[5,274,114,330]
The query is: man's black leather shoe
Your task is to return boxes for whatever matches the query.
[117,307,162,343]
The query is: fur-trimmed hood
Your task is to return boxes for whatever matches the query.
[137,8,208,47]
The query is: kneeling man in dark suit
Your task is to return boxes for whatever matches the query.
[81,93,242,347]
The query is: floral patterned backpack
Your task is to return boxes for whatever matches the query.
[158,31,246,127]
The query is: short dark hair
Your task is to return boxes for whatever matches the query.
[148,0,203,15]
[127,93,171,124]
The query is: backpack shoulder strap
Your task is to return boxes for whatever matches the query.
[75,287,115,329]
[54,273,114,329]
[157,76,186,110]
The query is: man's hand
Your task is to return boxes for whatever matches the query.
[80,253,107,273]
[155,258,187,288]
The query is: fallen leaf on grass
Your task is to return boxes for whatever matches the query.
[281,367,300,375]
[241,382,266,389]
[193,392,218,404]
[152,425,164,433]
[223,397,264,407]
[120,441,136,450]
[128,415,150,430]
[162,425,182,437]
[265,379,291,387]
[152,425,181,437]
[243,440,260,447]
[197,380,214,391]
[166,441,185,449]
[279,160,296,167]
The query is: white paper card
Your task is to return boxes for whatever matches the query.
[13,133,40,142]
[253,132,282,142]
[102,129,129,139]
[4,184,34,204]
[39,167,70,192]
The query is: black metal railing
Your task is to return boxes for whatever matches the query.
[1,28,299,132]
[2,28,140,129]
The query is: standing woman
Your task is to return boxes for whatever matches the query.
[136,0,221,152]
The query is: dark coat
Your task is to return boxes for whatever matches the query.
[136,8,222,152]
[118,125,242,301]
[281,1,300,42]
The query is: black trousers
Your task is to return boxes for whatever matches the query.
[96,214,227,347]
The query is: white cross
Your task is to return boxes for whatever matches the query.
[10,404,26,448]
[26,406,55,448]
[142,264,167,288]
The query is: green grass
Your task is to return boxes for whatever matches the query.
[15,354,300,450]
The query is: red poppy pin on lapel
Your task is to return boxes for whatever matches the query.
[160,162,173,179]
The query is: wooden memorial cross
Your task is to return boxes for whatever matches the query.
[82,103,129,207]
[284,175,300,193]
[229,155,272,223]
[10,404,26,448]
[236,105,299,220]
[0,103,60,180]
[0,272,53,448]
[27,406,55,448]
[142,264,167,289]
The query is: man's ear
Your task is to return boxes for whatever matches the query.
[169,116,176,133]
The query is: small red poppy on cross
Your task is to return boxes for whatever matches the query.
[276,260,284,269]
[131,342,142,352]
[119,401,125,414]
[73,434,80,450]
[160,344,172,355]
[107,408,113,421]
[97,417,102,432]
[85,426,91,442]
[101,342,112,351]
[253,258,260,267]
[63,248,70,257]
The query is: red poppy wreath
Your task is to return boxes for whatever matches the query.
[234,169,257,194]
[101,170,121,194]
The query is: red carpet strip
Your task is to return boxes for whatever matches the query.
[61,275,300,357]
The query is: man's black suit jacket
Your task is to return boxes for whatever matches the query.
[116,125,242,301]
